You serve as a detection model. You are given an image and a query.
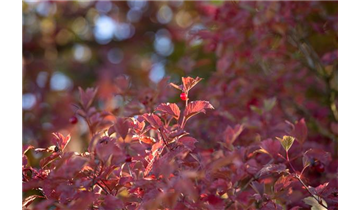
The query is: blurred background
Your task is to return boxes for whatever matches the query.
[23,1,338,167]
[23,0,211,149]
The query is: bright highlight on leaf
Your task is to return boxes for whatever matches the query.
[276,135,295,152]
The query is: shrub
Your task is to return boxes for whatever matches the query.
[23,1,337,209]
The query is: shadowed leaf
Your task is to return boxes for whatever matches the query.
[156,103,181,120]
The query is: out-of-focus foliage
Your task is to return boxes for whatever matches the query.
[23,1,337,209]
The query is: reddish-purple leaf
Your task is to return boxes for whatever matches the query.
[40,152,61,168]
[156,103,181,120]
[222,124,244,150]
[142,113,163,129]
[51,156,88,179]
[292,118,308,144]
[184,100,214,120]
[101,195,125,210]
[169,82,183,92]
[304,149,332,165]
[51,132,71,151]
[274,175,296,193]
[33,199,55,210]
[78,87,98,110]
[178,136,198,150]
[309,182,329,196]
[259,138,281,158]
[114,117,130,139]
[68,192,97,210]
[114,75,130,95]
[23,195,44,208]
[182,76,203,92]
[95,137,122,163]
[258,163,287,177]
[251,181,265,196]
[23,180,42,191]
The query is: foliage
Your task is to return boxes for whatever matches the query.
[23,1,337,209]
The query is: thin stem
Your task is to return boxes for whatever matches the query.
[287,152,328,209]
[96,182,110,195]
[225,159,274,209]
[295,174,328,209]
[286,151,297,173]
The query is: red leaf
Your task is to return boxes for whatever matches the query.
[258,163,287,177]
[114,117,131,139]
[169,76,203,93]
[274,175,296,193]
[178,136,198,150]
[68,192,97,210]
[78,87,98,110]
[169,82,183,92]
[259,138,281,158]
[184,100,214,120]
[51,132,71,151]
[114,75,130,95]
[40,152,61,168]
[251,181,265,196]
[23,195,44,208]
[182,76,203,92]
[138,135,156,145]
[222,124,244,150]
[142,113,163,129]
[292,118,308,144]
[23,180,42,191]
[304,149,332,165]
[156,103,181,120]
[101,195,125,210]
[52,156,88,179]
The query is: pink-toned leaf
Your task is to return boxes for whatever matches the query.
[292,118,308,144]
[259,138,281,158]
[101,195,125,210]
[169,82,183,91]
[222,124,244,150]
[23,195,44,208]
[68,192,97,210]
[114,75,130,95]
[251,181,265,196]
[178,136,198,150]
[138,135,156,145]
[156,103,181,120]
[114,117,130,139]
[258,163,287,177]
[51,132,71,151]
[52,156,88,179]
[40,152,61,168]
[274,175,296,192]
[33,199,55,210]
[304,149,332,165]
[78,87,98,110]
[184,100,214,120]
[23,180,42,191]
[182,76,203,92]
[309,182,329,196]
[142,113,163,129]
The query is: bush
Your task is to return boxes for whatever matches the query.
[23,1,337,209]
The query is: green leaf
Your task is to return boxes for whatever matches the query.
[210,0,225,6]
[303,196,327,210]
[302,154,311,168]
[276,135,295,152]
[263,97,277,112]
